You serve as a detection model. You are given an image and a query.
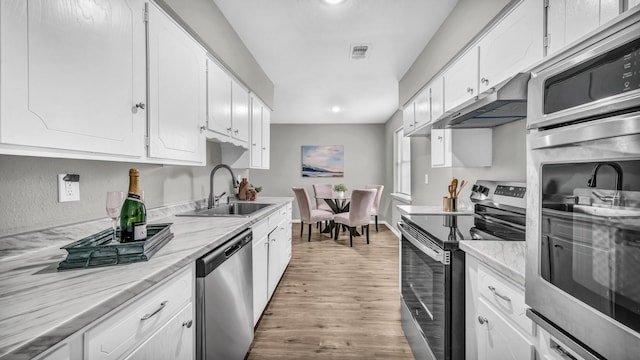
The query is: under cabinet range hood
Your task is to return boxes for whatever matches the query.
[433,72,531,129]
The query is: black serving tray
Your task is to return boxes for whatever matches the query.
[57,223,173,270]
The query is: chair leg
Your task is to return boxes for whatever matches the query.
[300,222,304,237]
[334,223,340,240]
[366,225,370,244]
[375,216,379,232]
[349,227,353,247]
[308,224,312,242]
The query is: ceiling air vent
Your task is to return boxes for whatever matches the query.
[350,44,370,60]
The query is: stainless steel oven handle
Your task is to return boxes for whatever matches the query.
[398,222,448,264]
[475,213,526,231]
[529,111,640,149]
[527,309,601,360]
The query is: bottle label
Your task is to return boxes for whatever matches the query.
[133,222,147,241]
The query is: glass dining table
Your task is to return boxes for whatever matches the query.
[315,194,361,236]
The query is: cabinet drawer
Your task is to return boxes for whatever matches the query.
[85,266,194,360]
[478,263,532,335]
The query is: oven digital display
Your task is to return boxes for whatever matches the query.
[544,37,640,114]
[494,185,526,198]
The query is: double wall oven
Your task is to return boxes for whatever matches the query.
[398,180,526,360]
[526,11,640,360]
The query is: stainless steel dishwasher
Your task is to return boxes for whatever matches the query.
[196,228,253,360]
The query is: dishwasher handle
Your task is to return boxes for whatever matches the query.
[196,228,252,277]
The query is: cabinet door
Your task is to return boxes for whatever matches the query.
[124,303,194,360]
[414,88,431,129]
[479,0,543,92]
[267,234,280,299]
[206,58,232,137]
[0,0,146,157]
[252,235,269,325]
[261,108,271,169]
[147,2,206,165]
[231,80,250,143]
[431,76,445,122]
[403,102,415,133]
[431,128,449,168]
[250,95,263,169]
[444,47,479,111]
[476,298,535,360]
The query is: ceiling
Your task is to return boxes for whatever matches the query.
[213,0,458,124]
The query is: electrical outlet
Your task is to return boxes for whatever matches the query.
[58,174,80,202]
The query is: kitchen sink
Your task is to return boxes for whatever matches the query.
[177,202,273,217]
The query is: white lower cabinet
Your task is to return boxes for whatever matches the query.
[84,265,195,360]
[252,203,292,325]
[475,298,535,360]
[466,255,535,360]
[431,128,492,168]
[124,303,194,360]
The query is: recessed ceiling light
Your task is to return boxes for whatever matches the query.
[323,0,346,5]
[331,106,341,113]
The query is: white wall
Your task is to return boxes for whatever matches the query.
[248,124,386,221]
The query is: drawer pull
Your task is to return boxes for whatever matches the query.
[141,301,168,320]
[488,286,511,302]
[182,320,193,328]
[478,316,489,325]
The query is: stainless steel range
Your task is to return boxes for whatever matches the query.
[398,180,526,360]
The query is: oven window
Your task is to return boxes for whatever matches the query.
[539,160,640,332]
[401,238,446,360]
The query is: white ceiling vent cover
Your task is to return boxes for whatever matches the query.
[350,44,371,60]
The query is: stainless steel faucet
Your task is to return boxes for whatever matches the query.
[208,164,239,209]
[587,162,623,206]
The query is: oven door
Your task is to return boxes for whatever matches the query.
[399,222,450,360]
[526,115,640,359]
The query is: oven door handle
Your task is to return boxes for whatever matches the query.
[475,213,527,232]
[529,111,640,149]
[398,222,449,265]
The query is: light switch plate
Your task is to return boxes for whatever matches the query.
[58,174,80,202]
[424,174,429,184]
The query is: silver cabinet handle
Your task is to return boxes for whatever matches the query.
[488,286,511,302]
[478,315,489,325]
[262,147,267,150]
[481,77,489,85]
[234,129,239,134]
[200,125,206,132]
[182,320,193,328]
[135,102,146,110]
[141,301,168,320]
[466,87,474,94]
[226,127,232,132]
[252,143,257,146]
[437,136,443,141]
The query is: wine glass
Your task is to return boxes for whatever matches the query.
[106,191,125,241]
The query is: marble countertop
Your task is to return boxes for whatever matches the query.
[0,197,293,360]
[397,205,473,215]
[459,240,526,286]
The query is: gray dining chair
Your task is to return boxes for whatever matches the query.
[333,189,376,247]
[365,184,384,232]
[292,187,334,241]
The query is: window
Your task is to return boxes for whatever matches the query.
[394,127,411,196]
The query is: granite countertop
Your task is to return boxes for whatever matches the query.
[0,197,293,360]
[459,240,526,286]
[397,204,474,215]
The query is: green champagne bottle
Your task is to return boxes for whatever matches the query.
[119,168,147,242]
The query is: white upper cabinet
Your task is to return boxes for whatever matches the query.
[249,94,271,169]
[443,47,479,112]
[414,88,431,129]
[206,58,233,138]
[0,0,146,159]
[546,0,621,56]
[146,2,206,165]
[478,0,543,93]
[430,76,445,122]
[231,79,250,144]
[402,102,416,132]
[431,128,492,168]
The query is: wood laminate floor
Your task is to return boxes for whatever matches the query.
[247,223,414,359]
